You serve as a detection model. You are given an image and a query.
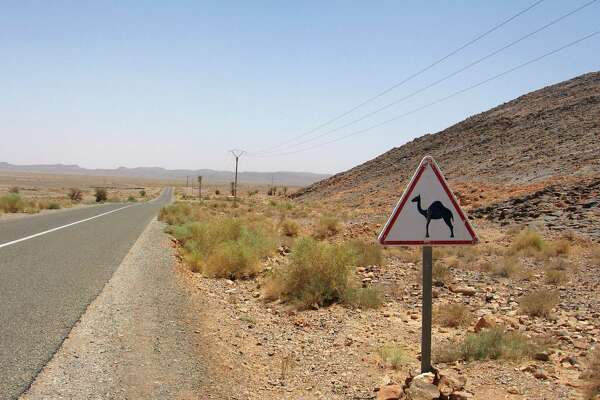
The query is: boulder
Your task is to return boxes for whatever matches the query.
[450,391,474,400]
[449,285,477,296]
[438,369,466,396]
[405,373,439,400]
[376,384,403,400]
[474,315,496,332]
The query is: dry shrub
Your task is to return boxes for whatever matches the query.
[491,257,521,278]
[159,202,194,225]
[519,289,559,318]
[0,193,27,213]
[312,215,341,239]
[539,239,571,259]
[544,269,568,285]
[343,285,384,309]
[434,328,546,363]
[68,188,83,202]
[434,303,473,328]
[265,237,381,309]
[281,219,300,237]
[379,344,408,369]
[94,188,107,202]
[584,347,600,399]
[171,216,276,279]
[346,240,382,267]
[509,227,545,256]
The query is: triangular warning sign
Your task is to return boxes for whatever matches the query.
[379,156,478,245]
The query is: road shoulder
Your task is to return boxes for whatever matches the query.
[20,217,212,399]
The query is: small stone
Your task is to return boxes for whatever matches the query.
[532,368,548,380]
[376,384,402,400]
[449,285,477,296]
[450,391,474,400]
[534,351,550,362]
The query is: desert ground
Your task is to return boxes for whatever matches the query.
[132,180,598,400]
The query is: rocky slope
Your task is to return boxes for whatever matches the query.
[293,72,600,207]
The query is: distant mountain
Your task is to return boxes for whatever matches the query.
[293,71,600,204]
[0,162,330,187]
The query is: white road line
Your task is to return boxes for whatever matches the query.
[0,205,133,250]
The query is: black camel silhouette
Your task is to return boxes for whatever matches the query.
[411,194,454,238]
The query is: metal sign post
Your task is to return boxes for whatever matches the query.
[378,156,478,375]
[421,246,433,373]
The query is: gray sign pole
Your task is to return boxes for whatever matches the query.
[421,245,433,373]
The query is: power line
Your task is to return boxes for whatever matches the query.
[249,29,599,158]
[253,0,597,156]
[248,0,545,155]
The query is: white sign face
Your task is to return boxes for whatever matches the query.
[379,156,478,245]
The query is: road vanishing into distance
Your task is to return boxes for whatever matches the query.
[0,188,172,399]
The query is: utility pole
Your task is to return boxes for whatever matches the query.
[229,149,246,206]
[197,176,202,200]
[186,176,189,198]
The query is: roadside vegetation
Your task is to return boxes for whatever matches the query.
[435,327,547,362]
[0,186,155,216]
[160,192,383,310]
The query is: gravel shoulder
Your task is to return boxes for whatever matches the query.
[20,218,214,399]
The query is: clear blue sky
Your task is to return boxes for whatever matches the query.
[1,1,598,174]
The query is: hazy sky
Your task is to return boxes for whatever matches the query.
[1,1,598,174]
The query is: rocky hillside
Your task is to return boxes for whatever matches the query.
[293,72,600,209]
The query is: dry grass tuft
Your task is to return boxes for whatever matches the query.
[346,240,382,267]
[378,344,408,369]
[519,289,559,318]
[509,227,545,256]
[491,257,522,278]
[544,269,569,285]
[434,303,473,328]
[434,328,546,363]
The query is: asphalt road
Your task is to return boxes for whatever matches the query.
[0,188,172,400]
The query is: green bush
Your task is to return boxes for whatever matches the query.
[346,240,382,267]
[9,186,20,194]
[435,328,546,362]
[127,195,137,202]
[0,193,26,213]
[139,189,146,197]
[95,188,108,202]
